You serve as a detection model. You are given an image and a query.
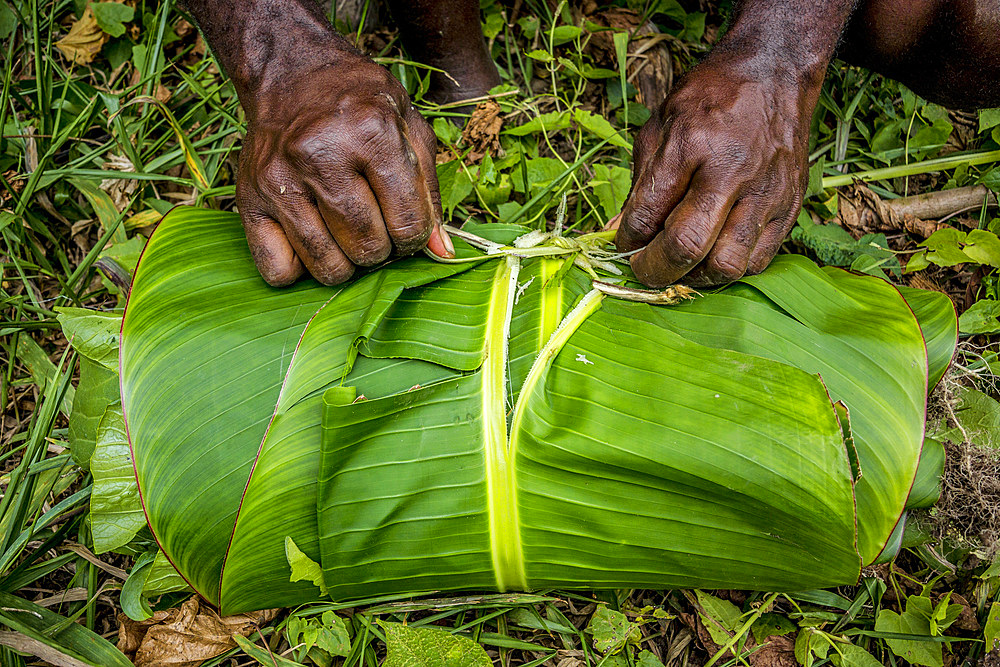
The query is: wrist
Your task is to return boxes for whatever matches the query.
[184,0,362,112]
[706,1,857,92]
[234,33,361,115]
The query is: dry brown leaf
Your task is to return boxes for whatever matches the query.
[117,596,278,667]
[55,7,108,66]
[460,100,503,162]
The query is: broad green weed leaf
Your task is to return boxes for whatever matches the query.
[789,219,860,266]
[588,605,640,654]
[981,167,1000,192]
[285,537,328,596]
[927,593,963,635]
[479,173,513,207]
[286,611,351,664]
[482,5,504,40]
[57,307,121,370]
[959,299,1000,335]
[91,2,134,37]
[794,628,831,667]
[907,249,931,272]
[58,306,122,467]
[518,16,539,38]
[432,117,461,145]
[920,228,972,267]
[695,591,741,646]
[579,63,618,79]
[589,164,631,219]
[0,4,16,40]
[90,402,146,553]
[503,110,570,136]
[831,643,883,667]
[875,596,944,667]
[572,109,630,149]
[963,230,1000,268]
[525,48,553,62]
[984,602,1000,652]
[752,613,797,644]
[518,157,566,195]
[637,650,665,666]
[436,160,474,218]
[380,621,491,667]
[550,25,582,45]
[979,108,1000,133]
[67,357,118,468]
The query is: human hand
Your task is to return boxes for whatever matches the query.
[614,57,816,288]
[236,49,452,286]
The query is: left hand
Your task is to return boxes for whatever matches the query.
[614,56,815,288]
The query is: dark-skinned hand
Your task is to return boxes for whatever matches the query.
[236,51,453,286]
[614,55,814,288]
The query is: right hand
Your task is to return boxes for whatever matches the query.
[236,50,453,286]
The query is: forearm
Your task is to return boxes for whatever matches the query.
[711,0,861,88]
[180,0,359,109]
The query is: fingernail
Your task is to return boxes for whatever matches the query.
[428,223,455,259]
[440,224,455,257]
[604,213,623,232]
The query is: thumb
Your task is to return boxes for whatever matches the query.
[426,223,455,259]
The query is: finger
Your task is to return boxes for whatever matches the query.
[684,195,775,287]
[603,212,622,232]
[407,112,454,259]
[427,224,455,258]
[361,116,437,255]
[237,187,305,286]
[309,174,393,267]
[746,207,798,275]
[615,142,693,254]
[629,172,737,288]
[271,195,355,286]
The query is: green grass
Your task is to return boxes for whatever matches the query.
[1,0,999,665]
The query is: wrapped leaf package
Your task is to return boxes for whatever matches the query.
[120,208,956,614]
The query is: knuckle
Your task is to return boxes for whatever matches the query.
[690,190,725,216]
[259,160,291,192]
[354,111,396,146]
[706,253,746,282]
[666,227,707,265]
[288,132,335,165]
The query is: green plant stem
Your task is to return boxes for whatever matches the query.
[822,149,1000,188]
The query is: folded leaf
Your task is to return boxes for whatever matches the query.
[120,207,955,614]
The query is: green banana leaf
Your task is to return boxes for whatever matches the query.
[120,207,956,615]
